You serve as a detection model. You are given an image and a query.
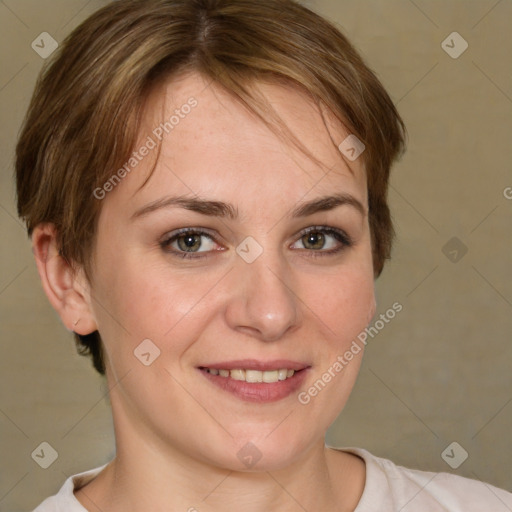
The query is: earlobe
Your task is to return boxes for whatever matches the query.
[31,223,98,335]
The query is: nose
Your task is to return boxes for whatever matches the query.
[224,249,301,342]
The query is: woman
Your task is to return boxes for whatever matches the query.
[16,0,512,510]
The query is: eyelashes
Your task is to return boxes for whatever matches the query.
[160,228,219,259]
[159,225,353,260]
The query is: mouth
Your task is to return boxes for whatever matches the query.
[197,360,310,403]
[200,367,298,383]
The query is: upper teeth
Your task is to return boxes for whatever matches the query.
[205,368,295,383]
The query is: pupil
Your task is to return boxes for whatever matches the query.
[305,232,324,249]
[179,234,200,251]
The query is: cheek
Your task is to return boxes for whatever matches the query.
[299,269,373,419]
[91,253,221,360]
[307,264,375,346]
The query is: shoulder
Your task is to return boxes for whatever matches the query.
[336,446,512,512]
[32,495,63,512]
[31,464,108,512]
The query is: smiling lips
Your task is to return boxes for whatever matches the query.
[198,359,310,402]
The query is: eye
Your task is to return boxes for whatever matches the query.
[160,228,221,259]
[290,226,352,256]
[160,225,352,260]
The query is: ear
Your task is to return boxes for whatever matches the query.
[31,223,98,335]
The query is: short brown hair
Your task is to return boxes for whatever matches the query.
[15,0,406,375]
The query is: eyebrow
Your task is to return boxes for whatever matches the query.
[130,192,366,221]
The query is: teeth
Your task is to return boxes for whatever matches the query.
[245,370,262,383]
[230,369,245,381]
[205,368,296,383]
[262,370,279,383]
[278,369,288,381]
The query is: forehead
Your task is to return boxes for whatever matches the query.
[109,70,367,211]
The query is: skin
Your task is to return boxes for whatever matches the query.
[32,71,377,512]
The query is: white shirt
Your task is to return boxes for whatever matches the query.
[32,447,512,511]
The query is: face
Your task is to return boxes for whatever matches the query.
[87,71,376,470]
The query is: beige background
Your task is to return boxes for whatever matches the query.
[1,0,511,510]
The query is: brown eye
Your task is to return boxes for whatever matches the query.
[302,231,325,250]
[291,226,353,257]
[161,229,220,259]
[176,233,203,252]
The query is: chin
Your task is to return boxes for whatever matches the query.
[208,429,317,473]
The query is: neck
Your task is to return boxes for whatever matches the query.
[75,390,365,512]
[76,435,365,512]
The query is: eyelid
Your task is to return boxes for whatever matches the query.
[160,227,220,245]
[160,225,353,259]
[295,225,352,243]
[291,225,353,252]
